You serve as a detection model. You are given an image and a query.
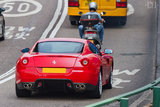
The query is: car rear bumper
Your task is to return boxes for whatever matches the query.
[68,7,127,16]
[17,79,96,92]
[16,68,99,91]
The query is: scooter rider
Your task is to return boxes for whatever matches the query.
[78,2,104,44]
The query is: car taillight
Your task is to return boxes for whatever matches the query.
[81,58,89,66]
[21,57,29,65]
[116,0,127,8]
[68,0,79,7]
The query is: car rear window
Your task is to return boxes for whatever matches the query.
[33,41,84,53]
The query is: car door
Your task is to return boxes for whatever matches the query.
[88,42,108,84]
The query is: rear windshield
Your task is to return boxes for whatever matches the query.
[33,41,84,53]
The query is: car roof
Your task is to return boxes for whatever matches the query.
[38,38,87,43]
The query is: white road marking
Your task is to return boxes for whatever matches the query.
[1,0,42,17]
[5,26,36,39]
[127,3,134,16]
[112,78,131,88]
[0,66,15,80]
[49,0,68,38]
[0,74,15,84]
[113,69,140,75]
[40,0,62,39]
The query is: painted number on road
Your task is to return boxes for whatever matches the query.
[0,0,42,17]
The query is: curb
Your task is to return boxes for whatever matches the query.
[143,102,153,107]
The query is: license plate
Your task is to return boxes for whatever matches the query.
[84,0,95,6]
[89,40,94,43]
[42,68,66,73]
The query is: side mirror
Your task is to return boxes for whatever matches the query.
[21,48,30,53]
[0,8,5,13]
[104,49,113,54]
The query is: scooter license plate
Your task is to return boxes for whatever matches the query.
[89,40,94,43]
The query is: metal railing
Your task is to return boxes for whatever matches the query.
[85,77,160,107]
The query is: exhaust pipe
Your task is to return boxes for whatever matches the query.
[23,83,33,89]
[76,84,80,89]
[75,84,86,89]
[81,84,86,89]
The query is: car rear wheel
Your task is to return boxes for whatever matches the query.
[0,20,5,41]
[103,67,113,89]
[88,71,102,98]
[16,84,31,97]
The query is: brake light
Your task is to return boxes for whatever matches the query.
[21,57,29,65]
[116,0,127,8]
[81,58,89,66]
[84,31,97,34]
[68,0,79,7]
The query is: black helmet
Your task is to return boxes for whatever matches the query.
[89,2,97,11]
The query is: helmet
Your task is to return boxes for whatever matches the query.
[89,2,97,11]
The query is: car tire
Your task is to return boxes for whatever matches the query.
[88,71,102,98]
[16,84,31,97]
[70,21,76,25]
[103,67,113,89]
[0,20,5,41]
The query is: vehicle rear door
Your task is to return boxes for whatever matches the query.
[79,0,116,10]
[79,0,98,10]
[99,0,116,10]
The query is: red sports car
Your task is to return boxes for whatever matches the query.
[15,38,114,98]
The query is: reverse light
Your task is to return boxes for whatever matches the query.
[68,0,79,7]
[81,58,89,66]
[21,57,29,65]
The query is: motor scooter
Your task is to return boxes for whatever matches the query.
[79,12,106,50]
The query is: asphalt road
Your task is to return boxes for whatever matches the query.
[0,0,157,107]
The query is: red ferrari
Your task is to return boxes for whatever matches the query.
[15,38,114,98]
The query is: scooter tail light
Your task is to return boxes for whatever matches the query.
[81,58,89,66]
[21,57,29,65]
[86,31,97,34]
